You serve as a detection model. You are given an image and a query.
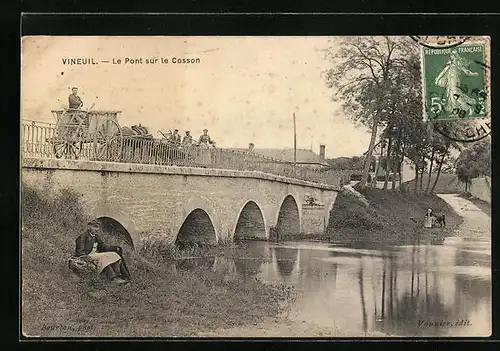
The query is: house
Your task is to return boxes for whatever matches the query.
[359,141,415,185]
[228,144,330,170]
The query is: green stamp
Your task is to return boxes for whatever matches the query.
[422,42,489,121]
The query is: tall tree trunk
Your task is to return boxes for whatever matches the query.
[391,151,399,190]
[430,142,450,194]
[392,127,402,190]
[425,148,435,194]
[418,155,425,195]
[383,136,392,190]
[360,115,379,187]
[391,161,397,190]
[398,143,405,191]
[372,156,381,188]
[414,162,419,194]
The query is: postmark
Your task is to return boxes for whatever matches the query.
[410,36,471,49]
[432,118,491,143]
[420,37,491,142]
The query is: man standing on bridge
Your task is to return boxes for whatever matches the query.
[172,129,182,146]
[198,129,214,148]
[182,130,193,147]
[68,87,84,109]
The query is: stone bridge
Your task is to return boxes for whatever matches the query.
[21,158,339,250]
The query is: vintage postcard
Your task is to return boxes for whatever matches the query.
[20,36,491,338]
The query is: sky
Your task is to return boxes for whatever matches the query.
[21,36,371,158]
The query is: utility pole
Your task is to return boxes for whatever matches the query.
[293,112,297,167]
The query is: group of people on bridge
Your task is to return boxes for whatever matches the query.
[161,128,216,149]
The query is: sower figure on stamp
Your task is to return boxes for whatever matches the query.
[68,87,83,109]
[434,50,479,114]
[72,220,131,285]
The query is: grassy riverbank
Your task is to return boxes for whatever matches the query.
[327,185,463,243]
[21,184,292,337]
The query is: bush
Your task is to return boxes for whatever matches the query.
[328,190,384,232]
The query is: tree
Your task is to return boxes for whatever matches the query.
[324,36,416,188]
[455,138,491,192]
[429,140,452,194]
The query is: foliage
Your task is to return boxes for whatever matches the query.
[324,36,463,193]
[324,36,418,187]
[455,138,491,191]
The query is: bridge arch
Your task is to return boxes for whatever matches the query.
[233,200,268,240]
[175,209,217,246]
[172,195,219,244]
[95,216,135,249]
[88,209,139,251]
[274,194,302,237]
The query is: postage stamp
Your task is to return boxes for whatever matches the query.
[421,39,490,122]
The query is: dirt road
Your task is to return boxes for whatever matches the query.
[437,194,491,241]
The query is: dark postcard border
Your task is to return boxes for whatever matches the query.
[21,13,497,36]
[11,13,500,348]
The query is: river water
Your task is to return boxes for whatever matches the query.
[180,195,491,337]
[178,238,490,337]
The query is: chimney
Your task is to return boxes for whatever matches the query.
[319,144,326,162]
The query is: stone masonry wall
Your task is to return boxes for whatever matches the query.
[21,158,338,249]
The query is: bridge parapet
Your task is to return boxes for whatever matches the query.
[21,157,340,191]
[21,120,341,187]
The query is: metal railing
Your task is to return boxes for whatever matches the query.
[21,120,341,186]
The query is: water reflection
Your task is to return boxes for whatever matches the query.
[175,256,215,272]
[175,238,491,336]
[274,247,299,278]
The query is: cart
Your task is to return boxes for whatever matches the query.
[50,107,123,161]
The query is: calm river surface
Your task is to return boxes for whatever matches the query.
[179,195,491,337]
[178,237,491,337]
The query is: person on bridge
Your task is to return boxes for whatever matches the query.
[198,129,214,148]
[172,129,182,146]
[68,87,84,109]
[73,220,131,285]
[182,130,193,147]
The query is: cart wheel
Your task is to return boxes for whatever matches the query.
[93,118,123,162]
[53,140,82,159]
